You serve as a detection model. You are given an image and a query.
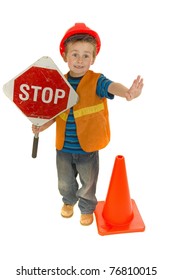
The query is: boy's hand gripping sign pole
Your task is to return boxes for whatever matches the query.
[3,56,79,158]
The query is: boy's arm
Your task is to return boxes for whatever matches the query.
[32,118,55,134]
[108,75,143,101]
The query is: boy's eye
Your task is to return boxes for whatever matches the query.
[71,53,90,59]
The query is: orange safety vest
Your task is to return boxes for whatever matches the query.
[55,70,111,152]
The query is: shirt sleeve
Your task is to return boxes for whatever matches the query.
[96,74,114,99]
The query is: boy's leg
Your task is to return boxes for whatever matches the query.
[56,150,79,207]
[75,151,99,216]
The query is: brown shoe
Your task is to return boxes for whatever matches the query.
[80,214,94,226]
[61,204,74,218]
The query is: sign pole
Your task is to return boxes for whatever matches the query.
[32,132,39,158]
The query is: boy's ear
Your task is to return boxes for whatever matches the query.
[62,52,67,62]
[91,57,96,65]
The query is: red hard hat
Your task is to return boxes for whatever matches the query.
[59,23,101,56]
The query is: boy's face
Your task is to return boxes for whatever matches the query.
[62,41,95,77]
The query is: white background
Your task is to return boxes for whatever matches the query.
[0,0,172,279]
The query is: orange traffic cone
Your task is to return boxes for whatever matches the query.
[94,155,145,235]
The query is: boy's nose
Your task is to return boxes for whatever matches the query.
[77,56,83,63]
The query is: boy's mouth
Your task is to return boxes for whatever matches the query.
[74,65,84,69]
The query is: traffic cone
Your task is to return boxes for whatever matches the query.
[94,155,145,235]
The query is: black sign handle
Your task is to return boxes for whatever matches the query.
[32,133,39,158]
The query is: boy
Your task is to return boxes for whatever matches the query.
[32,23,143,226]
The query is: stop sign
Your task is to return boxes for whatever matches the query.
[3,56,78,126]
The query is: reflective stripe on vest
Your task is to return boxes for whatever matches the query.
[59,112,68,121]
[74,103,104,118]
[59,103,104,121]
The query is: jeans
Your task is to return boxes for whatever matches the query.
[56,150,99,214]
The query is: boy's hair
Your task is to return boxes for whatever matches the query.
[64,34,97,58]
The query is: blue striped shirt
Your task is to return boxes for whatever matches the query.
[61,74,114,154]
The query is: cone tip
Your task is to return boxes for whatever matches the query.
[116,155,124,160]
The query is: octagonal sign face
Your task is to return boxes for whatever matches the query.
[3,56,79,126]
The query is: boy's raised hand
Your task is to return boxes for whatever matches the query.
[125,75,144,101]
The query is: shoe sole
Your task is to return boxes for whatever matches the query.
[61,213,73,218]
[80,219,93,226]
